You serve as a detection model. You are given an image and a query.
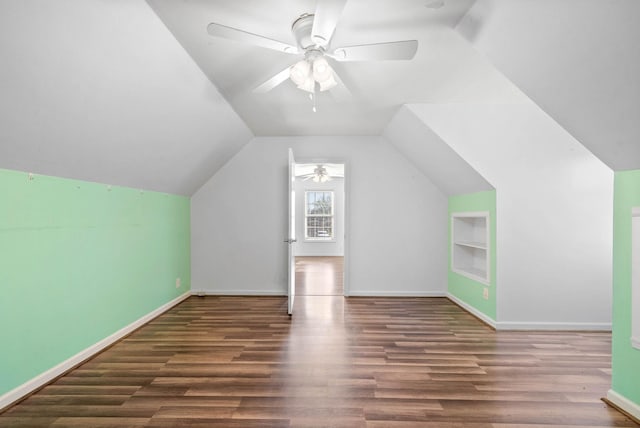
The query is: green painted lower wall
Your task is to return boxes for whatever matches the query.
[0,169,190,397]
[448,190,497,321]
[612,169,640,406]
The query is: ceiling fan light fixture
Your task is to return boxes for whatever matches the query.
[318,72,337,91]
[289,59,311,86]
[297,76,316,93]
[209,4,422,99]
[312,56,332,82]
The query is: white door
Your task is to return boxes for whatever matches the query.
[286,148,296,315]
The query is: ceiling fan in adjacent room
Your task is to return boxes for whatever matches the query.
[206,0,419,102]
[300,165,332,183]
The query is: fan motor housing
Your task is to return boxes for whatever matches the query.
[291,13,317,50]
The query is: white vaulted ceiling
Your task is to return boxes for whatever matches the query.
[0,0,253,195]
[146,0,521,136]
[1,0,638,197]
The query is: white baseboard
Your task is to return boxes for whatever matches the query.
[446,293,496,328]
[0,291,191,412]
[348,291,447,297]
[495,321,611,331]
[192,290,446,297]
[191,290,285,296]
[606,389,640,422]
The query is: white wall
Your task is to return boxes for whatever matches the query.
[191,136,448,296]
[409,102,614,329]
[294,177,345,257]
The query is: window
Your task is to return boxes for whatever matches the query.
[305,191,334,240]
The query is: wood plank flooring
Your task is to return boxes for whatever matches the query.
[295,256,343,296]
[1,295,636,427]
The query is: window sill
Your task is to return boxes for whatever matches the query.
[304,239,336,243]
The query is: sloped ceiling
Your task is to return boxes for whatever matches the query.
[1,0,636,197]
[147,0,526,135]
[384,106,493,195]
[457,0,640,171]
[0,0,253,195]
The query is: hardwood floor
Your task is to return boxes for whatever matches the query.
[295,256,343,296]
[1,296,636,427]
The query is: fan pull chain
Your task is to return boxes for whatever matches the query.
[310,90,317,113]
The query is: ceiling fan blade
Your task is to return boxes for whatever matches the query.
[311,0,348,46]
[331,40,418,61]
[253,67,292,93]
[207,22,298,54]
[425,0,445,9]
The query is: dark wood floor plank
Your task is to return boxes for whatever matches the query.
[50,417,150,427]
[0,256,636,427]
[145,418,290,427]
[0,417,58,427]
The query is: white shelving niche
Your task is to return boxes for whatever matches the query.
[451,211,490,285]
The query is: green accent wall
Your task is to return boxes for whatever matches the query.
[0,168,190,397]
[612,169,640,406]
[448,190,497,321]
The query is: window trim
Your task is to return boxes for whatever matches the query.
[304,190,335,242]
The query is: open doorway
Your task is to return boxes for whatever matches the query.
[293,163,345,297]
[296,256,343,296]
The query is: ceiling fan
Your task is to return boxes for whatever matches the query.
[300,165,332,182]
[206,0,418,99]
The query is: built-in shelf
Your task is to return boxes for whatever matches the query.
[454,241,487,250]
[451,211,490,285]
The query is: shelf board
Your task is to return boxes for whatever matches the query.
[452,266,489,284]
[454,241,487,250]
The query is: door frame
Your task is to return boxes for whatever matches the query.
[287,149,296,315]
[292,157,350,296]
